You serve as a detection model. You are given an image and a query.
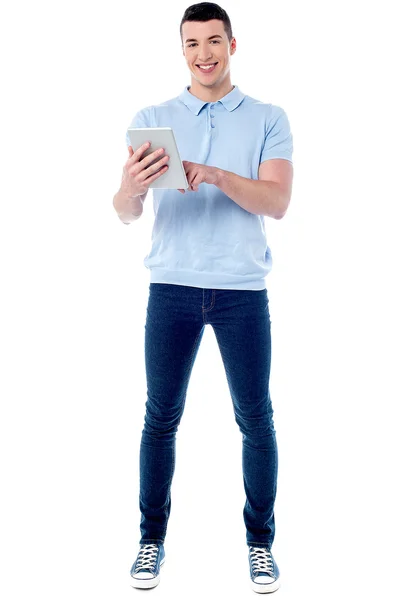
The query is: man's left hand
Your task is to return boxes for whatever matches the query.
[178,160,220,193]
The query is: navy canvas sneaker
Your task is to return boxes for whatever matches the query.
[129,543,166,589]
[248,546,280,593]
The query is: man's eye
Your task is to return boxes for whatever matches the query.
[188,41,220,48]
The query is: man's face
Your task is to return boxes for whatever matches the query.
[182,19,235,86]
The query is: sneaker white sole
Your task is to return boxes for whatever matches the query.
[129,556,166,589]
[251,576,280,594]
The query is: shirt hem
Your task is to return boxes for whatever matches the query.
[148,268,268,290]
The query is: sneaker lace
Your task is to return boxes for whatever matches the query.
[134,543,159,572]
[249,546,274,576]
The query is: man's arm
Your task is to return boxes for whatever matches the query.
[215,158,293,219]
[113,188,148,224]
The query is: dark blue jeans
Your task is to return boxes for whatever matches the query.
[138,283,278,549]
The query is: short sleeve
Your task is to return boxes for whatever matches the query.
[260,105,293,163]
[125,108,150,149]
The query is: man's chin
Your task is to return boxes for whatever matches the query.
[193,76,218,86]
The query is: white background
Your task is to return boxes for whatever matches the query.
[1,1,398,598]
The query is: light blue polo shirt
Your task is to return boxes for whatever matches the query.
[125,84,293,290]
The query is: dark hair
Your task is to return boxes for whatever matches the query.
[180,2,233,45]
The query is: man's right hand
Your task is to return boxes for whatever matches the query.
[120,142,169,198]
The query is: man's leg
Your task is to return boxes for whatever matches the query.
[139,283,205,544]
[208,287,277,548]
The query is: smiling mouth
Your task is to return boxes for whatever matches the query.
[196,62,218,73]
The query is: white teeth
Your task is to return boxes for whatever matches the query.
[198,64,216,69]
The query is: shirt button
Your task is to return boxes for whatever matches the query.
[211,114,214,118]
[211,124,215,128]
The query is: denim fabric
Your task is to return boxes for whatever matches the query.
[138,283,278,549]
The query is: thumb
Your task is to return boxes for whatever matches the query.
[128,145,133,157]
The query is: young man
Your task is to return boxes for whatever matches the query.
[114,2,293,594]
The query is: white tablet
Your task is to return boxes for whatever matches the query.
[127,127,189,190]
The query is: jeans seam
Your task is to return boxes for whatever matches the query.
[202,289,216,312]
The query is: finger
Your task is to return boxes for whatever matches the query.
[127,141,152,165]
[190,173,201,191]
[133,162,169,186]
[134,154,169,181]
[128,143,164,180]
[142,164,169,184]
[128,145,133,157]
[136,146,166,172]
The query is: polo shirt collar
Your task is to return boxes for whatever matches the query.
[178,84,245,115]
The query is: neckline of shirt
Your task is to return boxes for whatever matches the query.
[178,84,246,115]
